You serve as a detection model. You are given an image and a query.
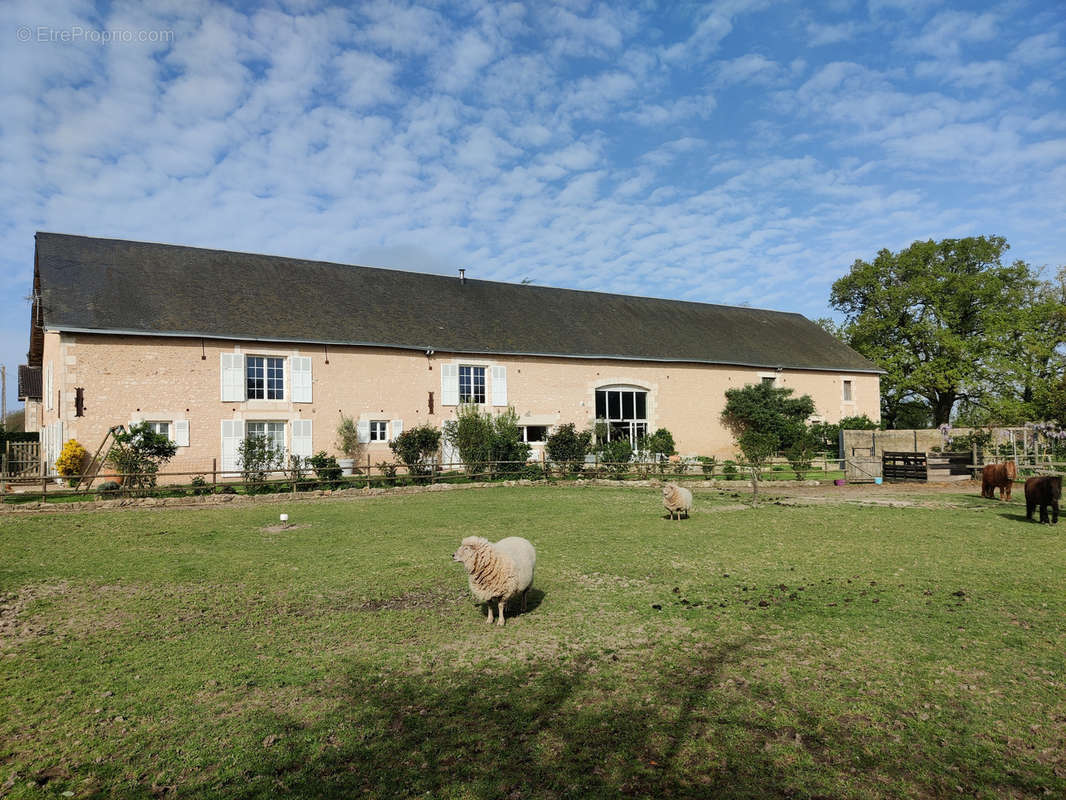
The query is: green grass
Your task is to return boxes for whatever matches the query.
[1,486,1063,799]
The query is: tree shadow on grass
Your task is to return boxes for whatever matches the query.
[163,635,1065,800]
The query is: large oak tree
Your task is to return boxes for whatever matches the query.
[830,236,1035,426]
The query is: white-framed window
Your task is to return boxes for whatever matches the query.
[842,379,854,402]
[147,421,171,439]
[245,421,286,456]
[595,386,648,447]
[761,376,776,386]
[247,356,284,400]
[369,420,388,441]
[459,365,486,404]
[522,425,548,443]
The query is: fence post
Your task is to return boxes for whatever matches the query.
[212,458,217,485]
[1,450,6,495]
[367,454,372,489]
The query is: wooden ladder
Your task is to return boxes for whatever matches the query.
[77,425,124,491]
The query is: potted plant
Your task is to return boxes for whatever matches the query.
[335,415,361,476]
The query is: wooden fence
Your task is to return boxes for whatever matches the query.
[2,453,850,502]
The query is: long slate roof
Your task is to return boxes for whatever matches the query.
[33,232,882,373]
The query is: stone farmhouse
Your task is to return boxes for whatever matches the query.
[20,233,882,475]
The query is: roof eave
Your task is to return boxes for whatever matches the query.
[47,325,887,375]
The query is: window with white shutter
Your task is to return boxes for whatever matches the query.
[220,419,244,474]
[441,364,459,406]
[220,353,246,402]
[174,420,190,447]
[390,419,403,442]
[491,366,507,406]
[357,419,371,444]
[291,356,312,403]
[291,419,313,458]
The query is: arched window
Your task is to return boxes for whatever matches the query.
[595,386,648,446]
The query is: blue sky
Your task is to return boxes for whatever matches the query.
[2,0,1065,415]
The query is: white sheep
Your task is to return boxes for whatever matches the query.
[662,483,693,521]
[452,536,536,626]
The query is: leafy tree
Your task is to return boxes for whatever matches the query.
[808,415,880,454]
[960,266,1066,425]
[106,422,178,493]
[389,424,442,480]
[721,382,815,506]
[545,423,592,475]
[1034,374,1066,424]
[830,236,1033,426]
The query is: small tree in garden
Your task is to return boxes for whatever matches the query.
[737,430,777,506]
[239,435,284,493]
[545,423,592,476]
[722,382,815,507]
[390,424,441,480]
[786,432,816,481]
[335,415,362,466]
[107,422,177,493]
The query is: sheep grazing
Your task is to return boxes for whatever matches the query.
[452,536,536,626]
[662,483,693,521]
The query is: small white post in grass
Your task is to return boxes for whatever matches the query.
[280,513,288,523]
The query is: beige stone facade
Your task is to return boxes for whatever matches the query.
[33,329,880,476]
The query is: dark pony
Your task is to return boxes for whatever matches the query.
[981,461,1017,500]
[1024,475,1061,524]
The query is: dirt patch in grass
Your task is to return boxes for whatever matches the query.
[260,523,313,533]
[0,582,70,649]
[359,588,467,612]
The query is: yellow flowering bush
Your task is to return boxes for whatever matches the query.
[55,439,88,485]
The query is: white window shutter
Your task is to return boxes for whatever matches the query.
[221,419,244,474]
[491,366,507,406]
[220,353,246,402]
[356,419,371,444]
[441,364,459,406]
[291,419,313,458]
[54,421,63,468]
[389,419,403,442]
[174,420,190,447]
[291,356,312,403]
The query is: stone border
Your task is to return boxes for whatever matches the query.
[0,477,826,515]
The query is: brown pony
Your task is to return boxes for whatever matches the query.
[981,460,1017,500]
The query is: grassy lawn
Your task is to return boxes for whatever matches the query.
[1,485,1063,799]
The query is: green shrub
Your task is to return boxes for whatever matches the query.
[442,406,529,479]
[107,422,178,494]
[308,452,342,486]
[98,481,121,496]
[376,461,398,480]
[238,435,284,494]
[722,460,738,480]
[699,456,717,477]
[545,423,592,476]
[190,475,211,496]
[599,438,633,476]
[390,424,441,481]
